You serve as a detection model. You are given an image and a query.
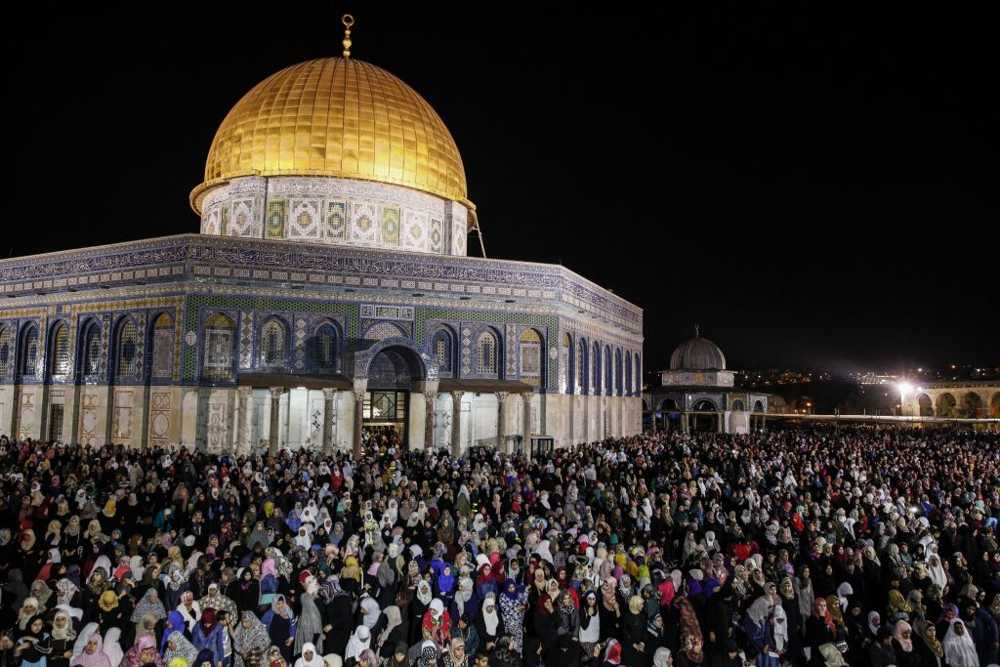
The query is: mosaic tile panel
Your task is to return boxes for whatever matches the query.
[325,201,348,241]
[294,318,307,370]
[239,311,254,369]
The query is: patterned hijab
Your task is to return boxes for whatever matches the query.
[232,612,270,656]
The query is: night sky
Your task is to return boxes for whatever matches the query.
[4,3,997,373]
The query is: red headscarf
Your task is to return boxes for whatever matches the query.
[201,608,217,634]
[814,599,835,634]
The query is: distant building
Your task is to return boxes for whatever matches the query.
[904,381,1000,418]
[644,328,768,433]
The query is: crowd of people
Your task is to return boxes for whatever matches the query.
[0,425,998,667]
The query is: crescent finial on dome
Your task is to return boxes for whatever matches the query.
[342,14,354,58]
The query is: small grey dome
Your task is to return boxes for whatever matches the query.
[669,326,726,370]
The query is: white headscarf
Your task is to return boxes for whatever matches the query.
[943,621,979,667]
[360,595,380,629]
[102,628,123,667]
[771,604,788,653]
[293,643,324,667]
[344,626,371,661]
[927,554,947,590]
[481,593,500,636]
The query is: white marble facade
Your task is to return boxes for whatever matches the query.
[199,176,470,256]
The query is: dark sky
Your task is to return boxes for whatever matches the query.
[4,2,998,373]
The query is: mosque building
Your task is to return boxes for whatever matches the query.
[646,327,768,434]
[0,18,643,456]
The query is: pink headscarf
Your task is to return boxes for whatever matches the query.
[262,558,277,578]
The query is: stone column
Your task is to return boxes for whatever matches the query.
[267,387,282,456]
[681,412,689,434]
[423,382,438,451]
[521,393,533,459]
[450,391,464,456]
[717,412,725,434]
[352,379,367,460]
[236,386,252,455]
[495,391,509,453]
[322,388,336,454]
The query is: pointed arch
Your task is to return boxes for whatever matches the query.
[576,336,588,394]
[559,333,572,394]
[625,350,632,397]
[79,319,103,378]
[519,328,543,387]
[203,312,236,381]
[614,348,623,396]
[476,329,500,377]
[19,322,39,378]
[48,320,72,378]
[592,341,601,394]
[114,317,141,379]
[309,320,341,373]
[149,312,175,380]
[431,325,457,377]
[259,316,290,368]
[0,324,12,377]
[605,346,613,396]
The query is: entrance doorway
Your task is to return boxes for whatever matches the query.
[49,404,64,442]
[363,390,408,450]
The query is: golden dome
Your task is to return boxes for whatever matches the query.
[191,57,470,213]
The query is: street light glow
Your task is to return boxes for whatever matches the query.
[897,381,914,398]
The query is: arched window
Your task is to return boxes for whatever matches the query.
[732,400,746,411]
[614,349,623,396]
[261,319,287,367]
[432,328,454,376]
[520,329,542,385]
[559,333,571,394]
[50,322,71,377]
[151,314,174,379]
[625,351,632,397]
[312,323,338,371]
[81,322,101,376]
[592,342,601,394]
[116,320,140,378]
[634,353,641,394]
[605,347,613,396]
[204,313,236,380]
[20,325,39,377]
[576,338,587,394]
[0,326,12,377]
[477,331,498,376]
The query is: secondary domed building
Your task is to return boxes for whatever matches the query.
[0,24,642,455]
[647,327,768,433]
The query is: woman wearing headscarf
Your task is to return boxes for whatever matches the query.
[805,598,837,667]
[601,638,623,666]
[496,578,527,657]
[374,606,405,662]
[943,620,979,667]
[912,620,944,667]
[319,578,352,660]
[50,610,77,667]
[101,630,123,667]
[132,590,168,631]
[621,594,647,666]
[191,649,216,667]
[440,637,468,667]
[290,644,322,667]
[162,632,198,667]
[192,610,225,667]
[96,591,128,635]
[292,577,323,656]
[231,570,259,614]
[122,635,165,667]
[676,596,705,667]
[69,625,112,667]
[472,593,504,654]
[13,614,50,667]
[259,597,295,665]
[343,626,371,665]
[230,613,269,667]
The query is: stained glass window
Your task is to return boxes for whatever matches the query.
[116,321,140,378]
[477,332,498,375]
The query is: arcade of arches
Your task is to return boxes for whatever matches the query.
[906,381,1000,418]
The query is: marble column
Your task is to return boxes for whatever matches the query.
[717,412,725,434]
[267,387,282,456]
[681,412,689,434]
[496,391,509,453]
[236,386,252,455]
[424,389,437,451]
[521,393,533,459]
[322,388,336,454]
[450,391,464,456]
[352,379,367,460]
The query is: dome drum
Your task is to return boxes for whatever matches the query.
[198,175,469,255]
